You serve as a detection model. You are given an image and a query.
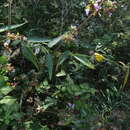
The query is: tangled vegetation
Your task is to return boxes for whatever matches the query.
[0,0,130,129]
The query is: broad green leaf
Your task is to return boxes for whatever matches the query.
[0,96,16,105]
[0,76,8,87]
[22,45,39,70]
[0,56,7,64]
[46,53,53,80]
[0,86,13,95]
[0,78,5,87]
[73,54,95,69]
[48,35,64,48]
[0,21,27,33]
[27,37,51,43]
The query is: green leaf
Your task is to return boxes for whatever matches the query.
[27,37,51,43]
[73,54,95,69]
[22,45,39,70]
[46,53,53,80]
[12,40,21,46]
[56,70,66,77]
[48,35,64,48]
[0,86,13,95]
[0,21,27,33]
[124,11,130,20]
[0,56,7,64]
[0,76,8,87]
[0,96,16,105]
[58,51,70,66]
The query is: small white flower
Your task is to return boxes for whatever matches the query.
[85,8,90,16]
[71,25,77,30]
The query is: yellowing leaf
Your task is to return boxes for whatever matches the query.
[94,53,105,62]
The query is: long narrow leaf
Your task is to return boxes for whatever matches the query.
[58,51,70,66]
[48,35,64,48]
[73,54,95,69]
[22,45,39,70]
[122,66,129,90]
[46,53,53,80]
[27,37,51,43]
[0,21,27,33]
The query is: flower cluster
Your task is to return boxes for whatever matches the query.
[85,0,102,16]
[6,32,27,41]
[85,0,117,17]
[103,0,117,17]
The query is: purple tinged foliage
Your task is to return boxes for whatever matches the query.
[93,3,101,11]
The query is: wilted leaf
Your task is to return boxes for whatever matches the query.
[22,45,39,70]
[46,53,53,80]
